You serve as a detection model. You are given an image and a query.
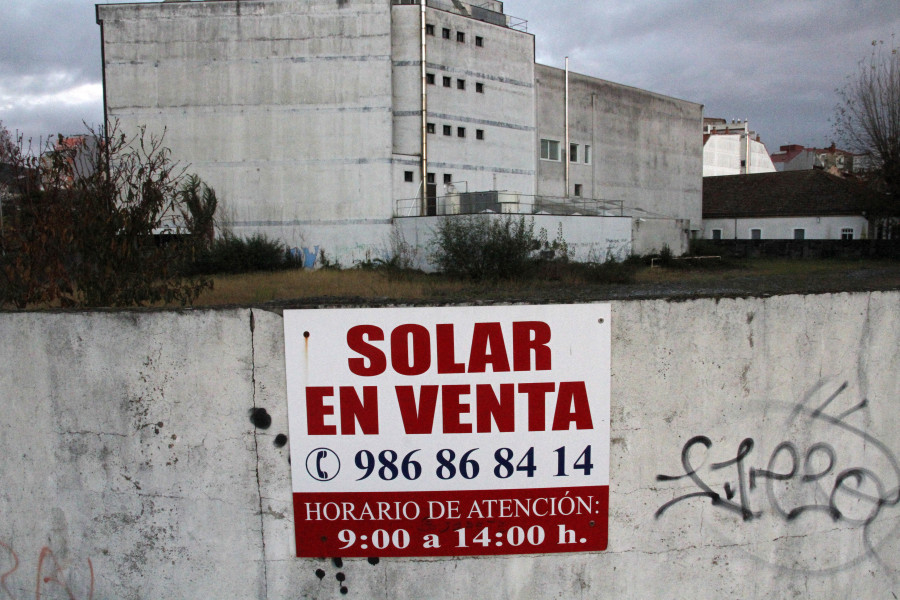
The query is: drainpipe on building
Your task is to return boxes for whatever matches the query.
[420,0,428,216]
[565,57,569,198]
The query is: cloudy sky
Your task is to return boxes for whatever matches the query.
[1,0,898,152]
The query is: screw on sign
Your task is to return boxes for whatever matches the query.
[284,305,611,558]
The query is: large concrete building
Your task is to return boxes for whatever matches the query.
[97,0,703,265]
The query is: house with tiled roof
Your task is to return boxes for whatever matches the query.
[770,143,859,176]
[702,170,880,240]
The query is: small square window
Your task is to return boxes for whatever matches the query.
[457,79,466,90]
[457,127,466,138]
[475,36,484,47]
[426,73,435,85]
[570,143,578,163]
[443,125,452,136]
[793,228,805,241]
[443,174,452,184]
[443,76,451,88]
[750,228,762,240]
[425,24,435,36]
[442,28,451,39]
[476,129,484,140]
[457,31,465,43]
[427,122,436,134]
[712,229,722,240]
[841,228,854,240]
[574,184,582,197]
[476,82,484,93]
[404,171,414,182]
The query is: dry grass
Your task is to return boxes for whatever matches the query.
[193,269,454,305]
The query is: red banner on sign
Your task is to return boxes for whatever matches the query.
[293,486,609,557]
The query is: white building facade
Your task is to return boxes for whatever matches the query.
[97,0,702,266]
[703,119,775,177]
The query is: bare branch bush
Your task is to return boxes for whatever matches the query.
[0,121,217,308]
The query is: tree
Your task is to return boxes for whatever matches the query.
[0,122,217,308]
[0,121,17,164]
[834,41,900,221]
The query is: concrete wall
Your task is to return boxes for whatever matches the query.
[2,290,899,598]
[98,0,397,229]
[535,65,703,228]
[390,4,537,204]
[704,216,870,240]
[395,213,633,270]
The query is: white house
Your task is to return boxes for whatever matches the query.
[702,170,877,240]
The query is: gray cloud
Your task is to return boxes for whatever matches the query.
[1,0,898,151]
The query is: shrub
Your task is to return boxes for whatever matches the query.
[429,215,538,280]
[190,233,302,275]
[0,123,215,308]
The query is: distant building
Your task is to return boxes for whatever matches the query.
[770,143,859,176]
[96,0,703,265]
[703,118,775,177]
[702,170,877,240]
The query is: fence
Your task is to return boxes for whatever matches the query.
[395,192,624,218]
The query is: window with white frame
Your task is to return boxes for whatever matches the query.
[540,139,561,161]
[841,228,854,240]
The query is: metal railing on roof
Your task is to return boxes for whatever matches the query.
[391,0,528,31]
[395,192,624,218]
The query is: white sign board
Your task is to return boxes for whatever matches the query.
[284,304,610,557]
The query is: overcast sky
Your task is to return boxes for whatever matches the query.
[1,0,898,152]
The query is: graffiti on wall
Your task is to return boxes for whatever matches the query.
[288,246,320,269]
[654,381,900,572]
[0,542,93,600]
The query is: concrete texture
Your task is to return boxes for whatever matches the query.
[98,0,703,265]
[3,291,898,598]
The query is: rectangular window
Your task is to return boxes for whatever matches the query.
[711,229,722,240]
[570,143,578,163]
[457,79,466,90]
[426,73,435,85]
[404,171,414,182]
[574,184,583,197]
[442,76,451,88]
[476,129,484,140]
[793,228,806,240]
[750,228,762,240]
[457,127,466,138]
[425,24,435,36]
[443,125,452,136]
[540,139,561,161]
[584,145,591,164]
[442,28,451,39]
[427,173,435,184]
[427,122,436,134]
[475,36,484,47]
[457,31,465,43]
[476,82,484,94]
[841,228,854,240]
[443,174,452,184]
